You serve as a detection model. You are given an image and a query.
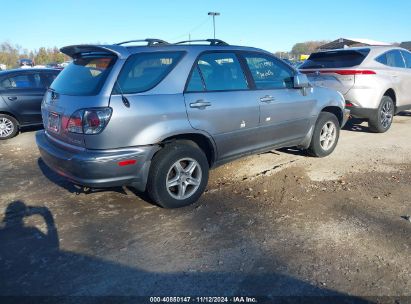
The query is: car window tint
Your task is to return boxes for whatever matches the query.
[385,50,405,68]
[300,49,370,69]
[186,66,205,92]
[376,54,388,65]
[115,52,183,94]
[401,51,411,68]
[51,56,117,95]
[0,74,36,89]
[196,53,248,91]
[244,54,294,89]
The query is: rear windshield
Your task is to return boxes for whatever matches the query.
[113,51,184,94]
[300,49,370,69]
[51,55,116,95]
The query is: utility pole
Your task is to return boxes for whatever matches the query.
[208,12,220,39]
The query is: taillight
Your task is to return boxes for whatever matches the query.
[66,108,112,134]
[301,70,376,75]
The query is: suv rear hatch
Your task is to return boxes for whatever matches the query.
[42,45,123,148]
[299,49,371,95]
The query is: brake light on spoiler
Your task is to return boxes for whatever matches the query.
[301,70,376,75]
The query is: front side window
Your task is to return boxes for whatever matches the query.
[189,52,248,91]
[401,51,411,68]
[51,55,116,95]
[115,52,184,94]
[376,50,405,68]
[244,54,294,89]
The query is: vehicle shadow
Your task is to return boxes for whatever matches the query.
[342,118,370,133]
[19,125,43,135]
[0,200,372,302]
[397,110,411,117]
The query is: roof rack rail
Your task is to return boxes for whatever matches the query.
[175,39,229,46]
[115,39,169,46]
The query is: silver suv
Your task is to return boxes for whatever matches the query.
[300,46,411,133]
[36,39,349,208]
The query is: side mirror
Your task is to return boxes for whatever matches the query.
[294,73,310,89]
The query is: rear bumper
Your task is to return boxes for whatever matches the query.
[36,131,159,191]
[346,107,377,119]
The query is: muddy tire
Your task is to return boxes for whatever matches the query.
[307,112,340,157]
[147,141,209,208]
[0,114,19,140]
[368,96,394,133]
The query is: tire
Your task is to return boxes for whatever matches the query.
[307,112,340,157]
[0,114,19,140]
[368,96,394,133]
[147,141,209,208]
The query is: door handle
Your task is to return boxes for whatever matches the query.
[190,100,212,108]
[7,96,17,101]
[260,95,275,103]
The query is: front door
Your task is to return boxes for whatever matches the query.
[240,52,316,147]
[184,52,260,160]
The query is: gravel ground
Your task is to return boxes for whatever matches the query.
[0,114,410,302]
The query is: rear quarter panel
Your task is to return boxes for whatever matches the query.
[85,94,196,149]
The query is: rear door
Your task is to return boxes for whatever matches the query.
[184,52,260,160]
[299,49,371,95]
[0,71,48,125]
[241,52,315,146]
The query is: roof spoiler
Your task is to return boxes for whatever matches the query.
[60,45,130,59]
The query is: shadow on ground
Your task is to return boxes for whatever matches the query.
[0,200,373,304]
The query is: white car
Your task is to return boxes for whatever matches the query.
[300,46,411,132]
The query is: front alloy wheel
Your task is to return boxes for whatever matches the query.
[307,112,340,157]
[319,121,337,151]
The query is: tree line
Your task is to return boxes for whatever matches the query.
[0,41,70,69]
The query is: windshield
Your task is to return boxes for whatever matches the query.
[51,55,116,95]
[300,49,370,69]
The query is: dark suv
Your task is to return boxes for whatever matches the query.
[0,68,60,139]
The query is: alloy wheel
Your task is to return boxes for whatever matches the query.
[166,158,202,200]
[0,117,14,138]
[319,121,337,151]
[380,99,394,129]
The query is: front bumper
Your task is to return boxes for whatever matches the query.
[36,131,159,191]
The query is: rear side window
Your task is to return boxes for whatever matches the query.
[186,67,205,91]
[401,51,411,68]
[376,50,405,68]
[51,56,116,95]
[115,52,183,94]
[188,52,248,92]
[300,49,370,69]
[244,54,294,89]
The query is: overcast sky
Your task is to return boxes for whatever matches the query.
[1,0,410,52]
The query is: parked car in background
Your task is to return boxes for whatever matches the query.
[300,46,411,132]
[0,68,60,139]
[18,58,34,68]
[46,62,64,70]
[36,38,348,208]
[0,64,6,71]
